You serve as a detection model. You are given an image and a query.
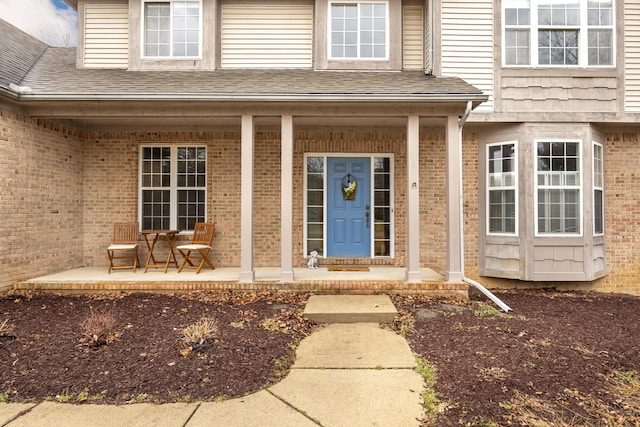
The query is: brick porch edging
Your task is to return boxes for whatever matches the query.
[12,280,469,297]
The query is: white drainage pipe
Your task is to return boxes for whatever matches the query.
[463,277,512,313]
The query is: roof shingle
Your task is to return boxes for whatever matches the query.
[0,20,48,90]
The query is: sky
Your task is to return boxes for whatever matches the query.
[0,0,77,47]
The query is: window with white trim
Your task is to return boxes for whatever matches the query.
[140,145,206,231]
[487,142,517,235]
[536,140,581,235]
[143,1,200,58]
[593,142,604,235]
[503,0,613,66]
[330,2,388,59]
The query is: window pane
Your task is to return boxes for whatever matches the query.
[374,157,389,172]
[307,207,323,222]
[537,141,581,234]
[308,174,324,190]
[588,29,613,65]
[308,191,323,206]
[594,189,603,234]
[374,191,390,206]
[307,224,323,239]
[307,157,324,173]
[509,1,612,67]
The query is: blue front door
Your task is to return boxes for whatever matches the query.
[327,157,371,257]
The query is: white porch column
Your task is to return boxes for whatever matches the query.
[280,115,295,282]
[445,114,464,282]
[239,114,255,282]
[406,115,422,282]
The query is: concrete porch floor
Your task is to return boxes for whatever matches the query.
[16,266,468,296]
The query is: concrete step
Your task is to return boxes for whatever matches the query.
[303,295,397,323]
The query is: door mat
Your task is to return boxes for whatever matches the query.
[327,266,370,272]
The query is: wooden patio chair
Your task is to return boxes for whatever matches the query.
[107,222,140,273]
[177,222,216,273]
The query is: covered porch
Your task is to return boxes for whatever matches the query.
[4,67,487,295]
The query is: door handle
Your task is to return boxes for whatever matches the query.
[365,211,370,228]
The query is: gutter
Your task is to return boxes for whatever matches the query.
[457,100,513,313]
[14,93,489,103]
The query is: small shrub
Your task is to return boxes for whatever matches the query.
[80,307,119,347]
[0,318,13,337]
[181,317,218,346]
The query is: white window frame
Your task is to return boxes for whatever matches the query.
[303,153,394,258]
[534,139,583,236]
[502,0,615,68]
[593,141,604,236]
[141,0,202,59]
[486,141,518,236]
[139,144,207,231]
[328,1,389,60]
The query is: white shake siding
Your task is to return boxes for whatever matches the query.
[440,0,494,111]
[624,1,640,111]
[403,5,424,70]
[221,5,313,68]
[83,4,129,69]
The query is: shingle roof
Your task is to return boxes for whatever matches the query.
[19,48,485,102]
[0,17,485,104]
[0,20,48,90]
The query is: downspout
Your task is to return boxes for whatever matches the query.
[425,0,434,75]
[457,101,513,312]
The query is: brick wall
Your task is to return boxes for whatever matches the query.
[600,133,640,294]
[0,107,84,290]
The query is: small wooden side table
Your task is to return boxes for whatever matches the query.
[141,230,180,273]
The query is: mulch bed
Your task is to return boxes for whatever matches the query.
[0,288,639,426]
[393,288,640,426]
[0,291,314,404]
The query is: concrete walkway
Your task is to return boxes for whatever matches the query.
[0,301,426,426]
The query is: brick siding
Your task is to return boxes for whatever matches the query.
[0,108,84,291]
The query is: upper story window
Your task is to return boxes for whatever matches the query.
[536,140,581,235]
[487,142,518,235]
[140,145,207,231]
[503,0,613,67]
[144,1,200,58]
[330,2,388,60]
